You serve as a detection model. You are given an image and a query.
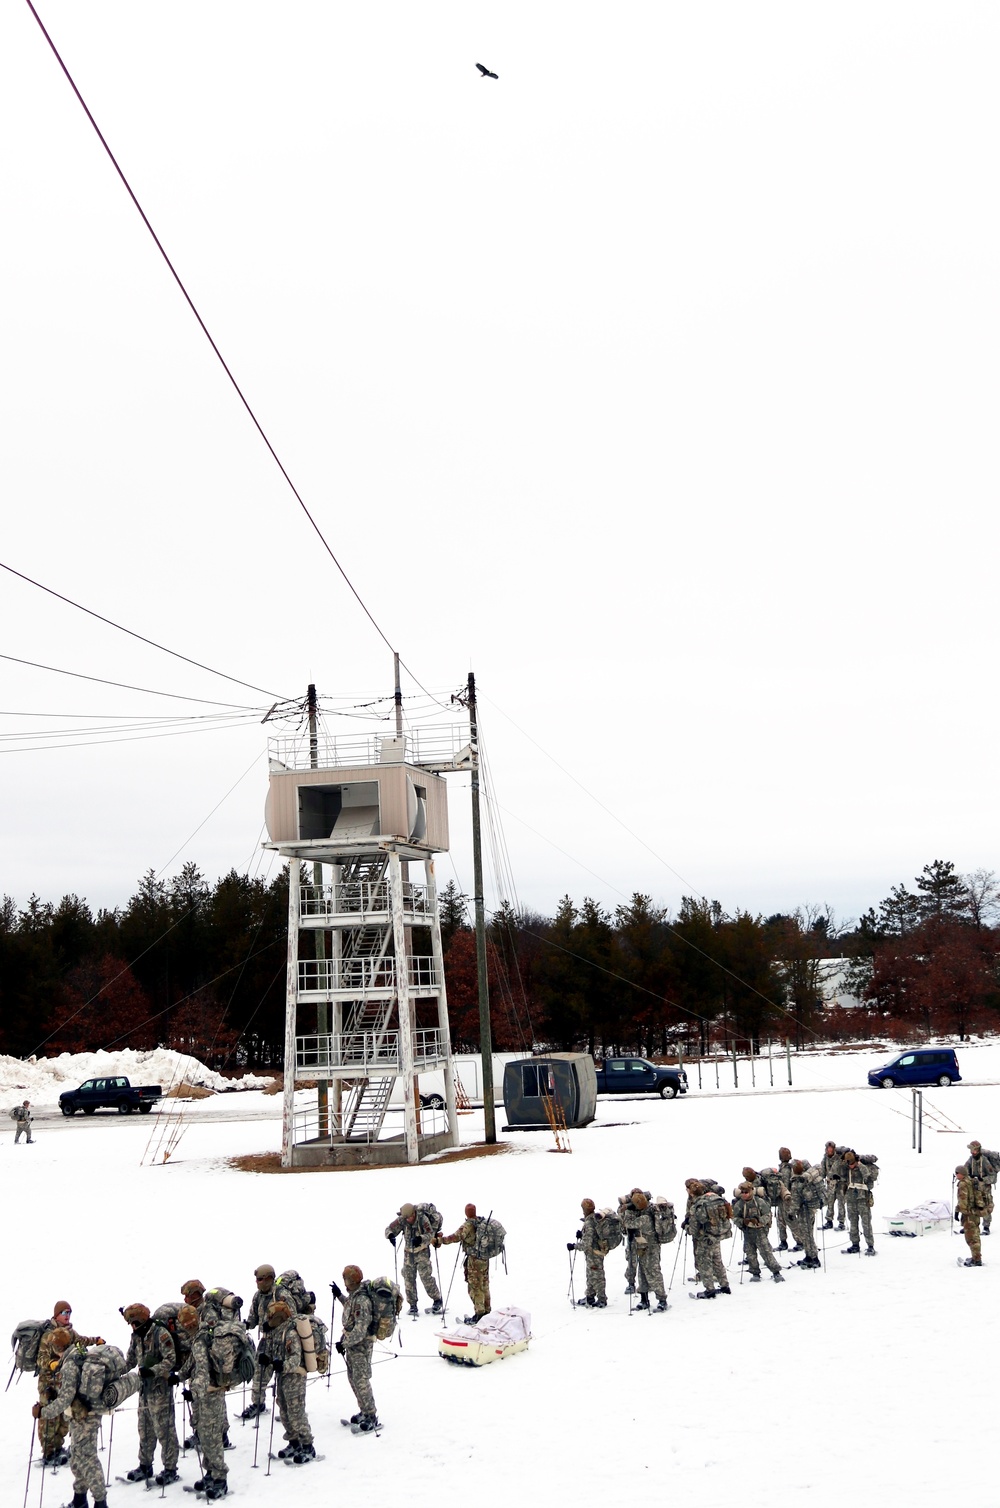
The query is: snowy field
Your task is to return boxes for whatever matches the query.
[3,1044,998,1508]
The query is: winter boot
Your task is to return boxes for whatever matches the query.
[749,1273,761,1282]
[407,1303,419,1317]
[836,1221,846,1230]
[964,1257,982,1266]
[72,1496,88,1508]
[356,1414,380,1433]
[624,1283,635,1295]
[655,1297,668,1311]
[223,1431,233,1450]
[693,1290,716,1299]
[983,1224,991,1235]
[277,1441,300,1459]
[635,1295,650,1310]
[239,1400,266,1419]
[865,1246,877,1257]
[204,1479,228,1501]
[429,1298,443,1313]
[155,1467,180,1486]
[772,1271,785,1283]
[718,1285,732,1294]
[777,1241,788,1251]
[595,1297,607,1307]
[127,1465,154,1482]
[823,1219,833,1229]
[790,1244,803,1253]
[293,1443,316,1464]
[184,1434,200,1451]
[842,1243,860,1254]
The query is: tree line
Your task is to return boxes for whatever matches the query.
[1,858,997,1067]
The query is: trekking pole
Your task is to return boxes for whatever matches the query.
[665,1232,684,1300]
[6,1360,18,1393]
[820,1211,826,1272]
[433,1245,444,1314]
[185,1397,206,1481]
[105,1407,116,1486]
[567,1247,577,1308]
[264,1381,277,1477]
[441,1246,462,1321]
[738,1236,745,1286]
[251,1377,262,1470]
[21,1417,34,1508]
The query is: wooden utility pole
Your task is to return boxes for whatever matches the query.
[467,672,496,1143]
[308,683,329,1137]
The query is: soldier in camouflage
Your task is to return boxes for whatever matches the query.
[178,1307,232,1500]
[776,1147,794,1249]
[261,1300,316,1463]
[618,1191,645,1294]
[686,1179,731,1298]
[733,1182,784,1281]
[123,1302,180,1486]
[36,1301,103,1466]
[241,1263,280,1419]
[818,1141,846,1229]
[573,1198,608,1307]
[955,1165,983,1266]
[964,1141,996,1236]
[386,1203,443,1316]
[337,1265,378,1432]
[786,1162,823,1268]
[12,1098,33,1142]
[626,1192,668,1310]
[35,1331,108,1508]
[437,1203,491,1321]
[842,1150,876,1255]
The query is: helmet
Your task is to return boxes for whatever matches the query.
[778,1147,791,1162]
[255,1265,276,1283]
[581,1198,595,1214]
[400,1203,416,1219]
[631,1191,649,1211]
[177,1306,200,1332]
[180,1279,205,1301]
[968,1141,982,1152]
[342,1265,363,1290]
[122,1304,150,1326]
[465,1203,477,1218]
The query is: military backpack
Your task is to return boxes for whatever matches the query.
[858,1154,880,1184]
[78,1344,129,1409]
[700,1194,733,1240]
[362,1278,403,1341]
[415,1201,444,1236]
[651,1199,677,1245]
[275,1269,316,1315]
[10,1318,54,1374]
[202,1319,255,1390]
[758,1168,786,1204]
[470,1216,507,1261]
[593,1209,623,1254]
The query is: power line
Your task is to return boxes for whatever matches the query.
[0,651,263,709]
[0,559,288,700]
[0,717,261,756]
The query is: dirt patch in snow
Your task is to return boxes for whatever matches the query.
[229,1142,512,1175]
[165,1082,214,1099]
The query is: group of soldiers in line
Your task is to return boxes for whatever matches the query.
[574,1142,875,1306]
[25,1198,507,1508]
[572,1137,996,1306]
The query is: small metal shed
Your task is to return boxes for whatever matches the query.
[502,1052,597,1129]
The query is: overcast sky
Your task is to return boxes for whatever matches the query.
[1,2,998,928]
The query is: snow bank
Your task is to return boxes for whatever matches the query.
[0,1047,274,1110]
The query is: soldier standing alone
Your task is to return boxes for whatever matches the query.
[964,1142,996,1237]
[572,1198,609,1308]
[11,1099,34,1143]
[842,1150,876,1256]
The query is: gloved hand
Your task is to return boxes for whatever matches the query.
[31,1403,41,1419]
[335,1340,345,1356]
[566,1243,575,1252]
[576,1230,582,1240]
[388,1234,397,1246]
[330,1281,344,1302]
[168,1374,179,1388]
[95,1338,105,1346]
[182,1389,193,1402]
[139,1367,155,1379]
[681,1217,689,1230]
[272,1359,283,1374]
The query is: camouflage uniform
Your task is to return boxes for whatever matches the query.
[786,1165,823,1262]
[845,1158,875,1249]
[245,1281,278,1409]
[262,1319,313,1449]
[733,1192,783,1277]
[818,1145,846,1226]
[964,1148,996,1236]
[576,1211,608,1302]
[40,1345,106,1503]
[956,1174,983,1262]
[180,1325,230,1485]
[341,1288,376,1417]
[690,1192,730,1294]
[36,1322,101,1458]
[127,1321,179,1472]
[775,1155,793,1245]
[631,1208,666,1301]
[12,1104,33,1142]
[439,1218,491,1319]
[385,1209,442,1308]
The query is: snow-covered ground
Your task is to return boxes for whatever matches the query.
[0,1049,274,1111]
[2,1045,997,1508]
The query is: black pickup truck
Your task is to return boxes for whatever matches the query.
[59,1076,163,1116]
[594,1058,687,1099]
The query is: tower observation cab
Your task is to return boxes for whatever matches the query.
[265,724,472,1168]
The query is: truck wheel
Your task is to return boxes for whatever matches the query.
[659,1083,678,1100]
[83,1107,97,1116]
[117,1100,134,1114]
[937,1074,952,1087]
[423,1093,445,1110]
[61,1103,76,1117]
[139,1102,153,1114]
[880,1077,895,1089]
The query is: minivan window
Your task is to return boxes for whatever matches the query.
[899,1056,915,1066]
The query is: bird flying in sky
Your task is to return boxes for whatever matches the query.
[476,63,499,79]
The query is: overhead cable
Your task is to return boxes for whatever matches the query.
[0,651,263,709]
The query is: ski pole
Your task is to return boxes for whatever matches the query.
[820,1211,826,1272]
[21,1417,34,1508]
[265,1381,277,1477]
[251,1371,263,1469]
[6,1360,18,1394]
[105,1407,116,1486]
[738,1234,745,1286]
[665,1232,684,1299]
[185,1396,205,1481]
[433,1245,444,1314]
[567,1247,577,1308]
[441,1246,462,1321]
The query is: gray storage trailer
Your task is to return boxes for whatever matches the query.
[502,1052,597,1129]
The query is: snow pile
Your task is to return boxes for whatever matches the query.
[0,1048,274,1110]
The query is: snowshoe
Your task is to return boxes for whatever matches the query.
[595,1297,607,1307]
[204,1481,228,1502]
[690,1290,716,1299]
[624,1284,635,1295]
[822,1219,833,1230]
[183,1436,199,1452]
[352,1414,381,1435]
[127,1467,154,1483]
[718,1285,732,1294]
[776,1242,788,1251]
[276,1442,299,1459]
[749,1273,761,1282]
[575,1296,594,1307]
[291,1445,317,1465]
[841,1244,860,1254]
[426,1299,443,1314]
[341,1415,361,1427]
[963,1257,983,1267]
[864,1247,877,1257]
[156,1468,181,1486]
[655,1298,668,1312]
[772,1271,785,1283]
[407,1304,419,1318]
[238,1402,265,1420]
[634,1296,650,1310]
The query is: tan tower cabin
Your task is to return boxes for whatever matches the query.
[265,724,469,1167]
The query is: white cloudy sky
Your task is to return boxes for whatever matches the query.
[1,2,997,926]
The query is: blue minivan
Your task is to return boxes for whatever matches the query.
[867,1048,961,1089]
